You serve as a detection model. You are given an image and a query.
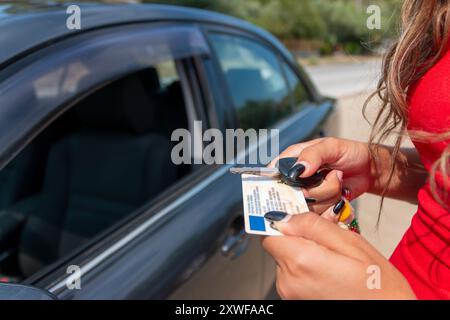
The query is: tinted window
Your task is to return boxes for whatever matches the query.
[0,59,191,281]
[209,33,292,129]
[282,62,310,112]
[0,24,210,160]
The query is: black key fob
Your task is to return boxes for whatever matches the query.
[277,157,325,188]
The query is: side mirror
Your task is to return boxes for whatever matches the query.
[0,283,57,300]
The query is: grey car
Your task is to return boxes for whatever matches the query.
[0,2,334,299]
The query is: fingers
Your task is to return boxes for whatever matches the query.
[293,138,344,178]
[262,235,322,273]
[275,267,287,300]
[320,199,345,223]
[268,139,324,168]
[339,176,368,201]
[304,170,343,214]
[267,212,366,260]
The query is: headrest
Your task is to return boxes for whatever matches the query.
[76,70,159,134]
[137,67,160,91]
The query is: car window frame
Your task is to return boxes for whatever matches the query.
[208,31,293,129]
[279,58,314,114]
[0,21,217,290]
[0,22,210,170]
[202,25,319,130]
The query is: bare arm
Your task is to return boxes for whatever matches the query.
[368,146,428,203]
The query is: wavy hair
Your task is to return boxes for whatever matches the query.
[364,0,450,212]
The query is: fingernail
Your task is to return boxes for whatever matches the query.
[287,163,306,180]
[333,199,346,214]
[305,197,317,203]
[336,171,343,182]
[264,211,291,222]
[269,221,279,231]
[342,187,352,200]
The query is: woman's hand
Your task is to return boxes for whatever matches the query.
[270,138,373,214]
[262,212,416,300]
[271,138,427,206]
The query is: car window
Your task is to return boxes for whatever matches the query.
[209,33,292,129]
[281,62,311,113]
[0,24,210,166]
[0,59,192,282]
[156,60,179,89]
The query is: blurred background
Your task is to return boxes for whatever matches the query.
[9,0,401,58]
[5,0,414,258]
[142,0,401,59]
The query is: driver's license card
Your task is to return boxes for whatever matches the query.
[241,174,309,236]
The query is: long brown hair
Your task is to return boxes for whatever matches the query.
[364,0,450,212]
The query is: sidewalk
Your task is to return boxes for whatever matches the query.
[299,54,381,67]
[305,58,382,99]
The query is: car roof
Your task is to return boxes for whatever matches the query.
[0,2,293,68]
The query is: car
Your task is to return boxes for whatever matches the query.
[0,2,334,299]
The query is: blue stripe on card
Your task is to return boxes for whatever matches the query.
[249,215,266,231]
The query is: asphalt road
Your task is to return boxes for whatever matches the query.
[305,58,382,98]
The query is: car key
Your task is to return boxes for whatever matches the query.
[277,157,326,188]
[230,157,326,188]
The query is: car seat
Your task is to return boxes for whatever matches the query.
[16,74,177,276]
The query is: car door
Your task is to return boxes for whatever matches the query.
[0,20,333,300]
[194,26,335,297]
[168,26,334,299]
[0,21,252,299]
[45,23,333,300]
[51,24,331,300]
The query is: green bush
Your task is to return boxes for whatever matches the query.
[140,0,401,54]
[319,41,334,56]
[343,41,363,55]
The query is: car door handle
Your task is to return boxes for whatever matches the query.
[221,228,250,260]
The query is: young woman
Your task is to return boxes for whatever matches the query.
[262,0,450,299]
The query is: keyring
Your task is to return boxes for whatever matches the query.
[337,198,360,234]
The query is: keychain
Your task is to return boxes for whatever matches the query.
[338,191,360,234]
[230,157,326,188]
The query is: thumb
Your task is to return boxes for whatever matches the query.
[292,139,342,178]
[264,211,326,238]
[264,202,343,236]
[264,211,362,259]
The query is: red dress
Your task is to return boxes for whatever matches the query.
[389,45,450,299]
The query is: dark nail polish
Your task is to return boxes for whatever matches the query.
[333,199,346,214]
[305,197,317,203]
[269,222,279,231]
[264,211,288,222]
[342,187,352,199]
[287,163,305,180]
[277,157,297,177]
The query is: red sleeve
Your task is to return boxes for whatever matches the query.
[391,46,450,299]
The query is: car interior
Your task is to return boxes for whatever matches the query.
[0,65,191,282]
